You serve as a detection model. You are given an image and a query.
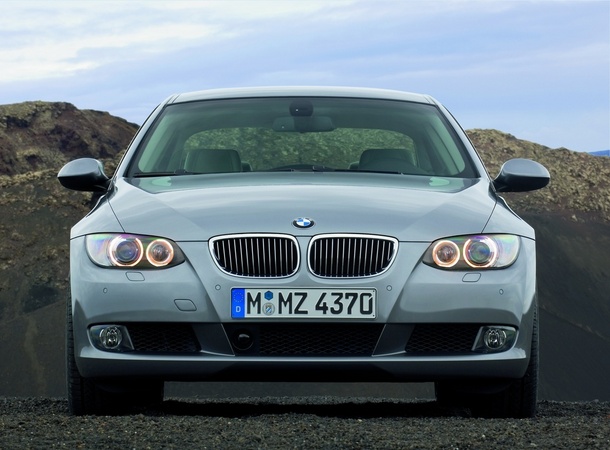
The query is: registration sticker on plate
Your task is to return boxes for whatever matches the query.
[231,288,376,319]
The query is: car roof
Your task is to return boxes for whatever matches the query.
[170,86,437,105]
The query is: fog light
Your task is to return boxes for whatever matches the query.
[484,328,507,349]
[473,326,516,353]
[90,325,133,352]
[100,326,123,349]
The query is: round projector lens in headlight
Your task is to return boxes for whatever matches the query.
[109,236,143,267]
[432,240,460,268]
[146,239,175,267]
[464,237,498,268]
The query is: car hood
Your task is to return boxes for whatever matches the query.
[104,173,497,242]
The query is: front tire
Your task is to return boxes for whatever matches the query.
[66,296,164,415]
[472,312,539,418]
[435,311,539,418]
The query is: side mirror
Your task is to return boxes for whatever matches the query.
[57,158,111,192]
[493,158,550,193]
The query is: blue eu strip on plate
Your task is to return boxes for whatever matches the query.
[231,288,246,319]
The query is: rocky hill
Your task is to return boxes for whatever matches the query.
[470,129,610,223]
[0,101,136,176]
[0,101,608,401]
[0,102,137,325]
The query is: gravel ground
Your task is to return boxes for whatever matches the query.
[1,397,609,449]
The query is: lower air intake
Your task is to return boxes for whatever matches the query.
[405,324,481,354]
[225,323,384,356]
[127,323,200,353]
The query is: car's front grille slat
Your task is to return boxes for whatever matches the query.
[212,233,396,278]
[309,234,397,278]
[211,234,299,278]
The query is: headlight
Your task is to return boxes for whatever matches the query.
[423,234,519,270]
[86,233,185,269]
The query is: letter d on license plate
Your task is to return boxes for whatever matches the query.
[231,288,376,319]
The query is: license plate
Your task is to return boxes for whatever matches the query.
[231,288,376,319]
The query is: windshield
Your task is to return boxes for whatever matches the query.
[128,97,477,178]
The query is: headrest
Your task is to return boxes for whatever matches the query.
[360,148,413,165]
[185,149,242,173]
[358,148,416,172]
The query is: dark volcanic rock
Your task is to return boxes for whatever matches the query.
[0,101,137,176]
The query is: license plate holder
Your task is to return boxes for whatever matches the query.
[231,288,377,319]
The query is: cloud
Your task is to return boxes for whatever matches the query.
[0,2,235,82]
[0,0,364,83]
[0,0,607,152]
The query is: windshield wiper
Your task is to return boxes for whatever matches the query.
[132,169,195,178]
[267,164,338,172]
[356,169,405,175]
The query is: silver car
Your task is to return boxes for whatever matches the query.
[58,87,549,417]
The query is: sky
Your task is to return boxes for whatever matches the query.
[1,0,608,153]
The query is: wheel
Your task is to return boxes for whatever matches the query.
[66,295,101,415]
[472,311,539,418]
[435,310,539,418]
[66,296,164,415]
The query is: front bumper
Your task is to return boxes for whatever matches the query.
[70,236,537,382]
[75,349,529,383]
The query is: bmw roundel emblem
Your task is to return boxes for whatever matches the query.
[293,217,315,228]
